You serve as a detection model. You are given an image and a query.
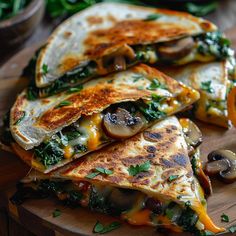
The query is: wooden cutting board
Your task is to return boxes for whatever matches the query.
[1,31,236,236]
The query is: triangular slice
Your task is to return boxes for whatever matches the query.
[14,117,224,235]
[158,60,234,127]
[7,64,199,173]
[24,3,233,98]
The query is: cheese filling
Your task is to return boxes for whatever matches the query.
[31,95,189,170]
[13,179,223,234]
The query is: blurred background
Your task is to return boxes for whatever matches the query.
[0,0,236,66]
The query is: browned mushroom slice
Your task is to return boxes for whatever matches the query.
[191,149,212,196]
[205,150,236,183]
[100,44,136,73]
[157,37,195,61]
[102,108,145,139]
[179,118,202,149]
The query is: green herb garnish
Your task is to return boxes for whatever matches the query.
[185,200,191,208]
[128,161,150,176]
[184,2,218,17]
[93,221,121,234]
[221,213,229,223]
[14,111,26,125]
[55,100,72,108]
[144,14,161,21]
[42,63,49,75]
[66,85,83,94]
[86,167,113,179]
[168,175,179,182]
[200,81,214,94]
[229,225,236,233]
[147,79,167,90]
[52,209,61,218]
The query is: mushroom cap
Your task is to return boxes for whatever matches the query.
[206,150,236,183]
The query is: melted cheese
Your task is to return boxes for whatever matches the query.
[79,113,103,151]
[63,145,74,159]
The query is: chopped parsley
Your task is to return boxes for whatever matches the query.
[168,175,179,182]
[86,167,113,179]
[66,85,83,94]
[139,94,166,121]
[144,14,161,21]
[229,225,236,233]
[137,86,144,90]
[55,100,72,108]
[52,209,61,218]
[147,79,167,90]
[128,161,150,176]
[93,221,121,234]
[14,111,26,125]
[132,74,144,82]
[221,213,229,223]
[185,201,191,208]
[200,81,214,94]
[42,63,49,75]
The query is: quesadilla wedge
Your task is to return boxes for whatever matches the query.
[6,64,199,173]
[11,117,223,235]
[25,3,233,99]
[158,60,236,127]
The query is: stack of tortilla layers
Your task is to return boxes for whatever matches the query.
[3,3,236,235]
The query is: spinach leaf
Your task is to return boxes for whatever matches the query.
[184,2,218,17]
[34,138,64,167]
[168,175,179,182]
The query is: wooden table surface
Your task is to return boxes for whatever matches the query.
[1,1,236,236]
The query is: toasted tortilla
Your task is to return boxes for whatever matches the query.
[10,64,199,151]
[20,117,223,234]
[36,2,216,88]
[158,61,230,127]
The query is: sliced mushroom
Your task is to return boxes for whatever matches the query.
[179,118,202,149]
[205,150,236,183]
[157,36,194,61]
[103,108,145,139]
[102,44,136,73]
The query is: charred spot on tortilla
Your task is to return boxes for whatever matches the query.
[146,146,157,153]
[143,131,162,142]
[172,154,188,167]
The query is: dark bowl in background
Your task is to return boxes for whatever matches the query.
[0,0,45,47]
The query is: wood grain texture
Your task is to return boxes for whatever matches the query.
[1,31,236,236]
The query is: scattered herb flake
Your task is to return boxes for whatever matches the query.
[185,200,191,208]
[144,14,161,21]
[137,86,144,90]
[93,221,121,234]
[128,161,150,176]
[200,81,214,94]
[147,78,167,90]
[133,74,144,82]
[95,167,113,175]
[221,213,229,223]
[66,85,83,94]
[14,111,26,125]
[229,225,236,233]
[168,175,179,182]
[86,172,100,179]
[52,209,61,218]
[55,100,72,108]
[165,208,174,219]
[42,63,49,75]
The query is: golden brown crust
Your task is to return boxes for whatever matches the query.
[62,117,194,200]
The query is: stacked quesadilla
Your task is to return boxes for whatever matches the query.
[12,117,224,234]
[1,2,232,235]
